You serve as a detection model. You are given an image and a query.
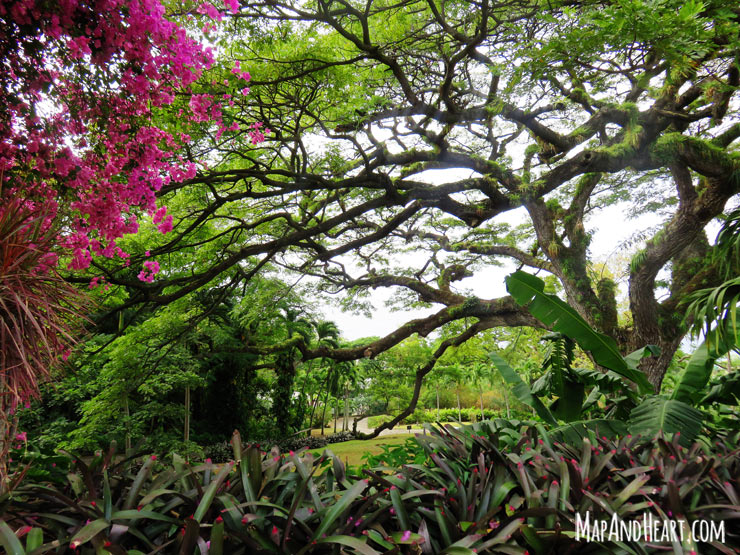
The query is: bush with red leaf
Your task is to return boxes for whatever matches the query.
[0,199,89,483]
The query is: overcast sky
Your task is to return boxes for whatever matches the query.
[320,201,671,341]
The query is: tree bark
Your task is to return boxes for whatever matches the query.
[343,386,349,432]
[479,385,485,421]
[184,386,190,443]
[123,394,131,451]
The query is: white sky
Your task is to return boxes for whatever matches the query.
[321,200,665,340]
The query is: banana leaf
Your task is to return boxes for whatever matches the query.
[671,326,732,404]
[505,271,652,393]
[628,397,703,446]
[488,352,557,426]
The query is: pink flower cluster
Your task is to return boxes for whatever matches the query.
[138,260,160,283]
[1,0,267,284]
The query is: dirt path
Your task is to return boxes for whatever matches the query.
[353,417,420,437]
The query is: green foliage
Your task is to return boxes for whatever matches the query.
[505,271,653,393]
[629,397,703,447]
[489,352,558,426]
[495,271,740,444]
[5,424,739,553]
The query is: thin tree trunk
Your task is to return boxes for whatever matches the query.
[343,386,349,432]
[334,399,338,434]
[183,387,190,443]
[457,388,462,423]
[502,381,510,418]
[436,388,440,419]
[307,395,317,437]
[320,389,330,436]
[123,394,131,451]
[479,385,485,421]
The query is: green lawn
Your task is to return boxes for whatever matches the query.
[308,434,411,466]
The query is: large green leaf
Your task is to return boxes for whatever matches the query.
[505,271,652,393]
[193,463,232,522]
[488,352,557,426]
[0,520,25,555]
[550,380,585,422]
[306,480,368,545]
[671,327,732,404]
[628,397,703,445]
[701,372,740,405]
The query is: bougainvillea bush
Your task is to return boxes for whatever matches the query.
[1,424,738,553]
[0,0,264,474]
[1,0,215,268]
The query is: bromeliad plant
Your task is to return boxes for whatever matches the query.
[2,425,740,554]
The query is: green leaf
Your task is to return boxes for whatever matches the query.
[489,352,558,425]
[25,528,42,552]
[193,463,233,522]
[390,485,411,531]
[210,518,224,555]
[505,271,652,393]
[551,419,627,444]
[123,457,155,509]
[624,345,660,369]
[671,327,732,403]
[69,518,109,549]
[309,480,367,542]
[103,468,112,521]
[551,380,584,422]
[317,535,382,555]
[628,397,703,445]
[110,510,180,524]
[0,520,25,555]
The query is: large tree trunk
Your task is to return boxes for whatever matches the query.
[526,177,731,392]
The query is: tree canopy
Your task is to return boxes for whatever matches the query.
[76,0,740,409]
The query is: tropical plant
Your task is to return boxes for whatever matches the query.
[0,201,88,487]
[492,271,740,445]
[74,0,740,428]
[684,207,740,351]
[5,425,740,553]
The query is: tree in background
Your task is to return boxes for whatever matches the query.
[71,0,740,440]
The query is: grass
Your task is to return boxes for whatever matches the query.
[308,434,411,466]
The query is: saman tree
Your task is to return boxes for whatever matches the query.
[82,0,740,423]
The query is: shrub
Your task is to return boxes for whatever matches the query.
[2,425,740,553]
[204,431,357,462]
[0,201,89,480]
